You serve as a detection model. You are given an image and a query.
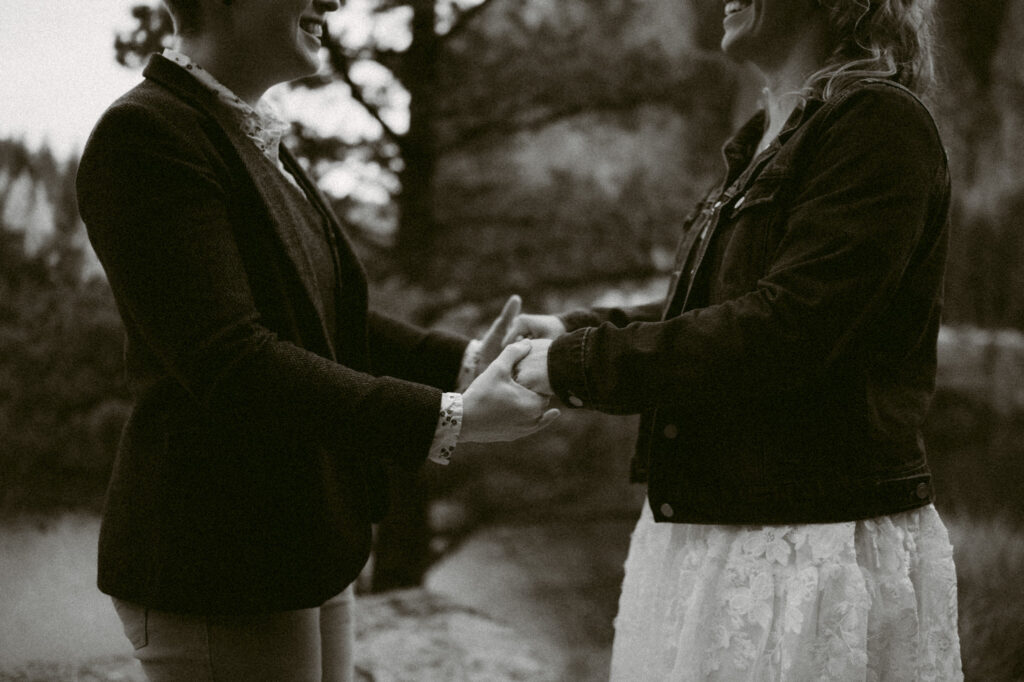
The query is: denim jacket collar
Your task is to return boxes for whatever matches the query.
[721,96,822,186]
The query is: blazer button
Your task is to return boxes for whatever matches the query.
[568,395,584,407]
[915,481,930,499]
[659,503,674,518]
[663,424,679,439]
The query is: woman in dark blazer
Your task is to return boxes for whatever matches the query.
[76,0,557,679]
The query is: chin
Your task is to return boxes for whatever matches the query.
[300,58,322,77]
[720,34,748,63]
[288,52,322,81]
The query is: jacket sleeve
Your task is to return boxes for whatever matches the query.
[558,301,665,332]
[547,85,949,415]
[367,312,468,391]
[77,101,440,471]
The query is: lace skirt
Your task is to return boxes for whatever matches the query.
[609,502,962,681]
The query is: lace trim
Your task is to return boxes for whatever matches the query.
[610,504,962,681]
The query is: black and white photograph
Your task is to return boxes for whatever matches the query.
[1,1,1022,680]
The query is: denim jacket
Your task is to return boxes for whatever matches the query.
[548,80,951,524]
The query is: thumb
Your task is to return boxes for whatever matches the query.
[500,318,528,348]
[494,340,532,374]
[493,295,522,333]
[537,408,561,429]
[482,295,521,353]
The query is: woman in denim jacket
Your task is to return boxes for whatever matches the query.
[509,0,962,678]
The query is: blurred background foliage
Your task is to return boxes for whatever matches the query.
[1,0,1023,678]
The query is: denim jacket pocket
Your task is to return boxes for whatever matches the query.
[727,171,788,220]
[710,173,791,297]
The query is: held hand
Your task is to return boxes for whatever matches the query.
[513,339,553,396]
[461,341,561,443]
[476,295,522,372]
[500,314,567,347]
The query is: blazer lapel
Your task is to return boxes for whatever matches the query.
[142,55,338,356]
[279,146,368,291]
[280,146,371,367]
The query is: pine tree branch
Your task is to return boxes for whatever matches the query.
[436,96,658,154]
[445,0,498,40]
[322,33,403,143]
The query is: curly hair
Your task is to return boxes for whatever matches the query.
[806,0,938,99]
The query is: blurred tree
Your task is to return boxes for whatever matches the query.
[111,1,738,299]
[936,0,1012,88]
[423,0,742,303]
[0,139,130,515]
[933,0,1024,331]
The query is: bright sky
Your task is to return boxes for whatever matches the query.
[0,2,408,179]
[0,1,147,158]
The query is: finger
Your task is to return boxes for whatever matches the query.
[512,358,551,395]
[500,318,528,347]
[515,373,545,394]
[537,408,561,429]
[480,296,522,360]
[512,377,545,399]
[491,295,521,335]
[495,339,532,372]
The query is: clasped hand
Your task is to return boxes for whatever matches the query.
[498,302,567,397]
[458,296,566,443]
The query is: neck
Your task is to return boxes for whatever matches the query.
[759,69,807,148]
[754,24,830,149]
[177,35,272,106]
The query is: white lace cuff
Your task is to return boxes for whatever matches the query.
[457,339,482,392]
[428,392,463,466]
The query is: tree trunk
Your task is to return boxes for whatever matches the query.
[394,0,442,280]
[370,0,439,591]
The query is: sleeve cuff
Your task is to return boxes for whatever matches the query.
[559,309,604,332]
[428,392,463,465]
[547,328,591,409]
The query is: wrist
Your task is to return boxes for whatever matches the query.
[545,332,581,406]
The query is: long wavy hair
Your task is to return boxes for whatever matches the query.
[805,0,938,100]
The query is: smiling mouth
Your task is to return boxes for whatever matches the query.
[724,0,751,16]
[299,18,324,39]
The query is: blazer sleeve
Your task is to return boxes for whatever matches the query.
[547,86,949,415]
[367,312,468,391]
[77,101,440,470]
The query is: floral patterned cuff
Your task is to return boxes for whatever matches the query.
[428,392,463,466]
[457,339,482,392]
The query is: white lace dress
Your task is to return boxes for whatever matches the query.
[609,502,962,681]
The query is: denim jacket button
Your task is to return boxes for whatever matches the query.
[663,424,679,439]
[915,481,930,499]
[659,503,674,518]
[568,395,584,408]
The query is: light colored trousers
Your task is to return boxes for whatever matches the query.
[112,586,355,682]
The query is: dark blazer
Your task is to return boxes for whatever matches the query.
[76,54,467,614]
[548,81,950,525]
